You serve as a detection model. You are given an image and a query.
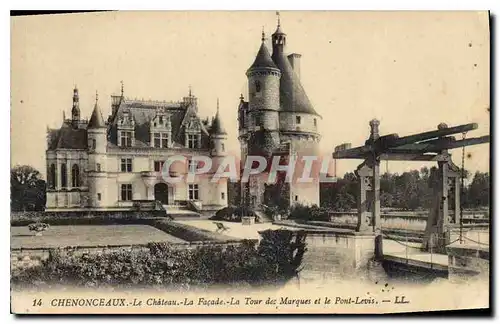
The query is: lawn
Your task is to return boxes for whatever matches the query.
[11,225,185,249]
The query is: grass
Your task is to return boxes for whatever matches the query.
[11,225,185,249]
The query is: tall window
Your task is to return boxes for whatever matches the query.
[91,139,96,150]
[96,163,101,172]
[120,131,132,147]
[255,80,261,92]
[97,193,102,201]
[153,132,169,148]
[49,164,56,189]
[187,134,198,149]
[120,158,133,172]
[60,164,67,188]
[121,184,133,201]
[296,116,301,124]
[221,192,225,200]
[313,118,317,127]
[71,164,80,187]
[188,159,197,173]
[154,161,165,172]
[188,184,199,200]
[162,134,169,148]
[254,114,261,127]
[154,133,161,148]
[221,143,225,152]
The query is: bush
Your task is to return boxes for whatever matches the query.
[209,205,242,222]
[288,204,331,222]
[12,229,307,289]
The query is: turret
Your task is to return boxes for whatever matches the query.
[71,86,80,128]
[245,29,282,157]
[210,98,228,157]
[87,91,107,207]
[271,13,286,57]
[182,86,198,112]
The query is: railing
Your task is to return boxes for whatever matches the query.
[131,200,165,211]
[186,200,202,213]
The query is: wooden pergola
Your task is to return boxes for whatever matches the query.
[332,120,489,254]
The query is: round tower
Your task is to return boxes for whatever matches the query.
[87,91,108,208]
[210,98,228,157]
[245,29,282,157]
[209,98,229,208]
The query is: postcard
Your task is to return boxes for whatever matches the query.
[10,10,490,314]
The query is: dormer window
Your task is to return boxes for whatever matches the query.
[120,131,132,147]
[150,111,171,148]
[153,132,169,148]
[117,110,135,147]
[187,134,199,149]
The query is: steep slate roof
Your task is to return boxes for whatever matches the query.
[51,123,88,150]
[271,51,319,116]
[108,98,209,148]
[248,42,279,71]
[88,101,106,128]
[210,110,227,135]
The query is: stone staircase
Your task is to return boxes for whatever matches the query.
[163,204,201,220]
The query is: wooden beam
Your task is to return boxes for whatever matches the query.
[332,145,371,159]
[386,123,478,148]
[379,153,443,161]
[389,135,490,153]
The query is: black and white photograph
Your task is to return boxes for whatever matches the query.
[9,10,491,314]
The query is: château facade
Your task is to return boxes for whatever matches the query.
[45,85,228,214]
[238,19,322,211]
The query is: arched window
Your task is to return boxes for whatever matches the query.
[60,164,67,188]
[71,164,80,187]
[49,164,56,189]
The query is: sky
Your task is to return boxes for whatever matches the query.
[10,11,490,180]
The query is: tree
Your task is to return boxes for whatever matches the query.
[11,165,46,211]
[465,171,490,208]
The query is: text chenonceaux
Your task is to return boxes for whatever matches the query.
[48,296,385,308]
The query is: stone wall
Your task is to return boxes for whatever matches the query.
[297,230,379,284]
[329,212,489,231]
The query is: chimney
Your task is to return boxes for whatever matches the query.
[287,53,302,79]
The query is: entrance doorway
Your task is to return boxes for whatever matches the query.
[154,183,169,205]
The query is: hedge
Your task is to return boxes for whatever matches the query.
[11,229,308,290]
[11,212,167,227]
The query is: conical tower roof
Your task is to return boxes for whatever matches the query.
[210,98,227,135]
[248,31,278,71]
[88,92,106,128]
